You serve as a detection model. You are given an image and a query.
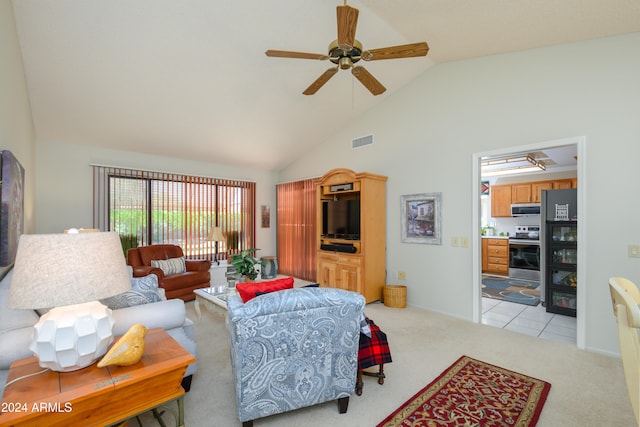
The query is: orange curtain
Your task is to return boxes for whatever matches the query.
[276,179,317,282]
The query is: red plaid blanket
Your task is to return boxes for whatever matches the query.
[359,318,392,370]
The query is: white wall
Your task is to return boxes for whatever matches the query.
[0,0,36,234]
[279,33,640,356]
[35,140,279,258]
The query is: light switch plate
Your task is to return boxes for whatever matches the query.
[629,245,640,258]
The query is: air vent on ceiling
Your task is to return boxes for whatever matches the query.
[352,134,374,149]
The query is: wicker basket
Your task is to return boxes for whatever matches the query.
[383,285,407,308]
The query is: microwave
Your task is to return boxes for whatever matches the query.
[511,203,541,216]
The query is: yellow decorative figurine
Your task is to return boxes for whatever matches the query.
[98,323,148,368]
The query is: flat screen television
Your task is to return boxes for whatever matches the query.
[322,199,360,239]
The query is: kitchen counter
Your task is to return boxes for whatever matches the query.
[481,235,509,239]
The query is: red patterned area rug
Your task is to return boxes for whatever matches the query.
[377,355,551,427]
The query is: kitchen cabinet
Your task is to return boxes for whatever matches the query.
[511,183,533,203]
[482,239,488,271]
[531,182,553,202]
[490,185,512,217]
[489,179,577,217]
[545,222,577,317]
[515,181,556,203]
[482,238,509,276]
[552,180,573,189]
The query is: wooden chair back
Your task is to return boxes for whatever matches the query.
[609,276,640,426]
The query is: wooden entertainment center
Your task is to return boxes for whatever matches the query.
[315,168,387,303]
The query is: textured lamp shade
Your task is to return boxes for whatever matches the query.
[207,227,226,242]
[207,227,226,264]
[8,232,131,309]
[8,232,132,371]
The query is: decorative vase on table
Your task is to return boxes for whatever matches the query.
[261,256,277,279]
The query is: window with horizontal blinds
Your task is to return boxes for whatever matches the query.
[276,179,317,282]
[93,166,255,260]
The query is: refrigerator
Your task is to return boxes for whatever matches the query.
[540,188,578,316]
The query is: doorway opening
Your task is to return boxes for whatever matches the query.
[472,136,586,349]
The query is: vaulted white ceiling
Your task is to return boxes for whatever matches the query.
[11,0,640,170]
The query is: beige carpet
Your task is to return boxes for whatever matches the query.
[141,301,634,427]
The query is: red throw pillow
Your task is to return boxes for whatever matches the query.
[236,277,294,303]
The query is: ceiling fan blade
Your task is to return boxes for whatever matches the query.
[265,50,329,60]
[362,42,429,61]
[336,5,359,49]
[351,66,386,96]
[303,67,339,95]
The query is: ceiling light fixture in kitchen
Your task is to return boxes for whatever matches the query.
[481,155,546,177]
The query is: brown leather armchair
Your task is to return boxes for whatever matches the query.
[127,244,211,301]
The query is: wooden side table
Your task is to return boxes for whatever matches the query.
[0,328,195,427]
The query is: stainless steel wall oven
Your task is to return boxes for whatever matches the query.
[508,226,540,281]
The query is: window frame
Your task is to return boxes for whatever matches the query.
[93,165,255,260]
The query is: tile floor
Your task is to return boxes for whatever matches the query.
[482,297,576,344]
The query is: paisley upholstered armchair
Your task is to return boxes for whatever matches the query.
[226,287,365,427]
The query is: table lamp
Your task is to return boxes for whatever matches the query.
[8,232,131,372]
[207,227,226,265]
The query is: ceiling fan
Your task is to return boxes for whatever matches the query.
[265,1,429,96]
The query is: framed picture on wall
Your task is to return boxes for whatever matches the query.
[401,192,442,245]
[0,150,25,267]
[261,205,270,228]
[481,181,490,195]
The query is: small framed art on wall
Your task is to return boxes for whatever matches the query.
[401,192,441,245]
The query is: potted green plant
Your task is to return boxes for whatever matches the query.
[481,226,495,236]
[230,248,261,281]
[119,233,139,257]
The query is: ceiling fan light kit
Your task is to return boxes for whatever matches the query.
[265,2,429,96]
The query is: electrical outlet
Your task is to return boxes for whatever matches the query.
[451,236,459,247]
[398,271,407,281]
[460,236,469,248]
[629,245,640,258]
